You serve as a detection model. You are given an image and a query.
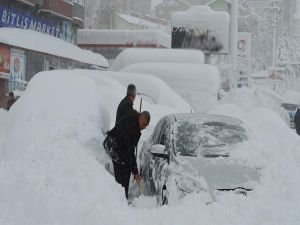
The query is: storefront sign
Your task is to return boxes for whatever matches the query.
[0,45,10,74]
[237,32,251,58]
[236,33,252,87]
[10,48,26,81]
[0,6,75,43]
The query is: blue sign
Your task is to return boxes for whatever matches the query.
[0,6,75,43]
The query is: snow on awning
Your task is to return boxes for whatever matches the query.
[0,28,109,68]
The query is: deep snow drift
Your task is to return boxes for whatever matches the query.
[0,70,300,225]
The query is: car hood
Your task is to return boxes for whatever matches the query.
[177,156,260,190]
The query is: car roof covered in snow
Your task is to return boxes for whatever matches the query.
[121,62,220,113]
[110,48,205,71]
[166,113,244,126]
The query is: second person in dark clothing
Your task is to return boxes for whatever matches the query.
[104,110,150,199]
[115,84,137,125]
[294,108,300,135]
[6,92,16,111]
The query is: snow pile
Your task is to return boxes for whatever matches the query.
[99,71,191,113]
[0,28,109,68]
[241,107,300,225]
[0,69,191,224]
[216,86,290,125]
[282,90,300,105]
[208,101,300,225]
[0,71,128,225]
[110,48,205,71]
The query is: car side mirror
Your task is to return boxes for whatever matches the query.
[151,144,168,159]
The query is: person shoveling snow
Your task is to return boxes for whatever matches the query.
[103,110,150,200]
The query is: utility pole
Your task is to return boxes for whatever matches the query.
[231,0,238,87]
[270,0,281,91]
[271,0,281,67]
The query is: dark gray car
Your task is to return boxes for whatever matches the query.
[140,113,260,205]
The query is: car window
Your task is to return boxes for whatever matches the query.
[157,124,170,146]
[174,120,248,157]
[151,119,170,145]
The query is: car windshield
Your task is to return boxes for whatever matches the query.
[281,103,297,111]
[174,120,248,157]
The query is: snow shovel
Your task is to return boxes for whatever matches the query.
[136,178,144,196]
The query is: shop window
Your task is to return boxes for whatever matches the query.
[72,0,85,6]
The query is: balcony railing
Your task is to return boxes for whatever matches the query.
[72,2,84,28]
[15,0,36,6]
[40,0,73,20]
[14,0,84,27]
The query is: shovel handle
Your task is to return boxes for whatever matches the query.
[136,179,143,195]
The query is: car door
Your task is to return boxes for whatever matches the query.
[150,118,172,194]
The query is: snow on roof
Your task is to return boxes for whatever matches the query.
[97,71,191,112]
[110,48,204,71]
[171,5,230,24]
[0,28,109,68]
[77,29,171,48]
[118,13,165,29]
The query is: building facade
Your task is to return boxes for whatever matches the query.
[0,27,108,109]
[0,0,85,43]
[0,1,109,109]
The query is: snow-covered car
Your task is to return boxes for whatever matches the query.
[140,113,260,205]
[281,103,300,128]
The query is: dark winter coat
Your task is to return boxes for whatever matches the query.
[106,110,141,175]
[294,109,300,128]
[115,96,133,125]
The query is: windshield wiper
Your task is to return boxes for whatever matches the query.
[202,144,226,148]
[202,152,229,158]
